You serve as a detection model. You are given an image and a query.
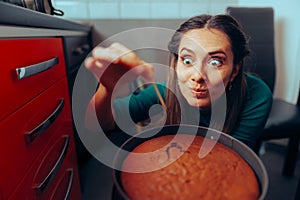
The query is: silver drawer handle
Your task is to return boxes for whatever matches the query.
[16,57,59,80]
[24,99,64,144]
[34,135,70,193]
[63,169,73,200]
[50,169,74,200]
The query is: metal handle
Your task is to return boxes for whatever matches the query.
[50,168,74,200]
[16,57,58,80]
[72,44,90,55]
[63,169,74,200]
[24,99,64,144]
[34,135,70,193]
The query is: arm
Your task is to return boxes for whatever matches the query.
[86,84,115,131]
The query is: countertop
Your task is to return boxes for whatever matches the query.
[0,1,91,37]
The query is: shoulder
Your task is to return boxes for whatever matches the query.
[245,73,270,91]
[245,73,273,102]
[243,73,273,114]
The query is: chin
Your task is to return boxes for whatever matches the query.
[187,99,211,109]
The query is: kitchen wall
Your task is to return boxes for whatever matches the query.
[53,0,300,104]
[52,0,238,19]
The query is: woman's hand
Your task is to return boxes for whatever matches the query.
[84,43,154,131]
[85,42,154,92]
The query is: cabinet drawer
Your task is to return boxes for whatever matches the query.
[9,137,81,200]
[49,146,81,200]
[0,78,73,199]
[0,38,66,121]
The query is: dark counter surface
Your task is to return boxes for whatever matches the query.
[0,1,90,32]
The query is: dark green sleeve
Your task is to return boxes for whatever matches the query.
[231,74,273,149]
[113,82,166,123]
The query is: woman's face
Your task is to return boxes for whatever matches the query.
[176,28,239,109]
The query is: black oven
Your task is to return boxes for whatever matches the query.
[63,34,93,167]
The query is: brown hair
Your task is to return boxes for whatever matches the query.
[166,14,250,134]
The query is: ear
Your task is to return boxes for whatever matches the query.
[230,64,240,82]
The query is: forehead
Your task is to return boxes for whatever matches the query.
[179,28,232,54]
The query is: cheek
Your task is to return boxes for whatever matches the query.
[207,68,232,84]
[208,73,227,86]
[206,70,231,94]
[176,65,192,82]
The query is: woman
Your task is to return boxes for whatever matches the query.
[85,14,273,149]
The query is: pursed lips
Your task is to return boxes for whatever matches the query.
[190,86,209,97]
[182,82,209,97]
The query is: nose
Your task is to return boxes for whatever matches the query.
[191,64,206,83]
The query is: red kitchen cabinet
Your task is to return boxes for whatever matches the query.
[0,38,81,200]
[0,38,66,121]
[9,136,81,200]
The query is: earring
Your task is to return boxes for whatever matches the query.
[228,82,233,91]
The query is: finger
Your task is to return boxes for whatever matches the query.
[110,42,131,54]
[84,57,105,80]
[108,43,145,68]
[84,57,96,70]
[91,43,154,80]
[85,57,105,71]
[92,46,120,63]
[141,63,154,81]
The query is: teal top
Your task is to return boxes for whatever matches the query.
[114,73,273,149]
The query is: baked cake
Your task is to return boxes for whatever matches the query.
[121,134,259,200]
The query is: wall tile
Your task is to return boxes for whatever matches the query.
[179,2,210,18]
[150,2,180,18]
[87,0,119,2]
[120,2,150,18]
[52,0,239,20]
[209,0,238,14]
[89,2,119,19]
[54,1,89,19]
[210,0,238,4]
[208,3,234,14]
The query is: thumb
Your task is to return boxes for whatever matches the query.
[84,57,106,81]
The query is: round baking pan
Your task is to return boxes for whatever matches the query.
[112,124,268,200]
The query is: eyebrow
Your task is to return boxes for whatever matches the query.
[180,47,227,57]
[179,47,195,54]
[208,50,227,57]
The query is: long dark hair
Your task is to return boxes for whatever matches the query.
[166,14,250,134]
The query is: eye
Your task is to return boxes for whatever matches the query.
[183,57,193,65]
[208,59,222,67]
